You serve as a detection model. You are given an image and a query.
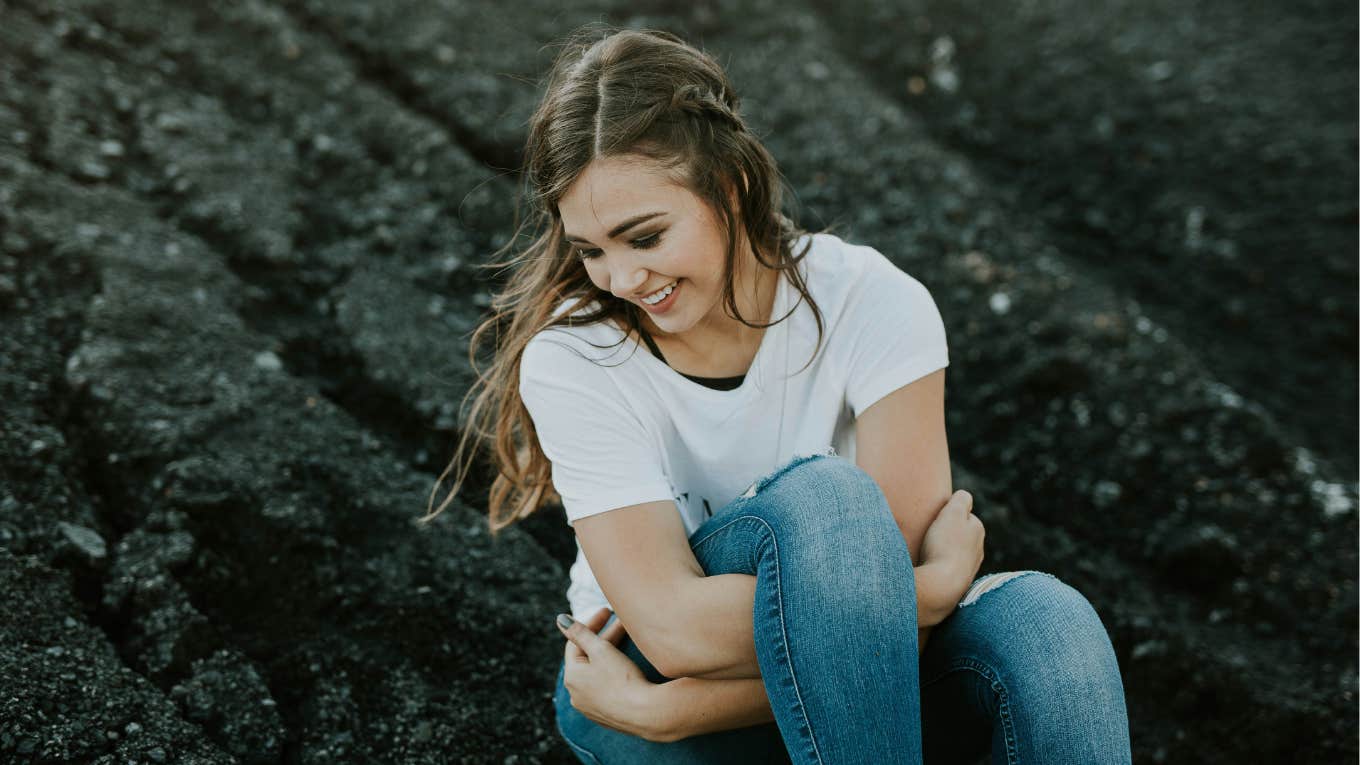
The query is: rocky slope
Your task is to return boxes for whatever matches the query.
[0,0,1354,762]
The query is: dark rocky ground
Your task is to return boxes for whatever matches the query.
[0,0,1354,762]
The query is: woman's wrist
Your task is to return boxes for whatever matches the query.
[633,676,779,742]
[915,559,971,626]
[628,679,677,743]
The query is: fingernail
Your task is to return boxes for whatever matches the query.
[556,613,574,630]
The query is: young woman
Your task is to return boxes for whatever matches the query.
[425,26,1132,765]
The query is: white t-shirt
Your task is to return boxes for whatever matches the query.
[518,231,949,619]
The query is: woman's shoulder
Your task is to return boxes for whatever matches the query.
[797,231,895,306]
[793,232,941,346]
[521,302,635,383]
[803,230,899,271]
[524,324,628,367]
[801,230,903,284]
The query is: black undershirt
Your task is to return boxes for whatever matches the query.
[637,324,746,391]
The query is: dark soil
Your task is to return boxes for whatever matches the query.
[0,0,1354,763]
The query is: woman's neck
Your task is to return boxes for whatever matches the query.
[640,264,778,375]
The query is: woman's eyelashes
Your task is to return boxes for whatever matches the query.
[575,231,664,260]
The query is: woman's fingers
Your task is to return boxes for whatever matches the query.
[583,607,612,632]
[600,614,628,647]
[580,607,629,647]
[556,613,610,661]
[559,613,586,663]
[950,489,974,514]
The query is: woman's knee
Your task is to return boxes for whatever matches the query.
[742,453,897,534]
[741,455,915,604]
[1044,578,1121,680]
[1017,573,1112,649]
[963,572,1121,683]
[982,574,1129,737]
[691,452,914,601]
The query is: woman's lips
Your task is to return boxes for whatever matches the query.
[640,279,681,314]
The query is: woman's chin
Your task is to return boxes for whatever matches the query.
[648,311,697,338]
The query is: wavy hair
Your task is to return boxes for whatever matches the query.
[422,25,828,534]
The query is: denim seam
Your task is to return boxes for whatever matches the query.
[554,661,606,765]
[692,514,824,765]
[554,701,605,765]
[921,658,1018,765]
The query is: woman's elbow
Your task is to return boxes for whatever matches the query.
[621,616,691,680]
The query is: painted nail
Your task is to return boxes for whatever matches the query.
[556,613,574,630]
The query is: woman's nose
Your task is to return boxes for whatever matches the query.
[608,262,648,299]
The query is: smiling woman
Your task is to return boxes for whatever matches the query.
[557,155,781,378]
[419,24,1132,765]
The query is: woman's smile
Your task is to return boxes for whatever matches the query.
[639,279,681,313]
[558,154,767,348]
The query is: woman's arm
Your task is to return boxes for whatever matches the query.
[646,588,949,741]
[648,619,945,741]
[666,573,761,679]
[682,561,958,681]
[559,538,966,740]
[642,676,774,742]
[853,370,981,640]
[646,560,967,738]
[573,503,766,680]
[558,609,771,742]
[915,558,970,627]
[576,368,969,681]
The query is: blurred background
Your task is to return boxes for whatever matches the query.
[0,0,1355,762]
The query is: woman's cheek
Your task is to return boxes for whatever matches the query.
[583,262,608,292]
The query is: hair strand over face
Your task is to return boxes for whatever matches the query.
[422,25,830,535]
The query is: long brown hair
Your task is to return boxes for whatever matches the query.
[421,25,828,534]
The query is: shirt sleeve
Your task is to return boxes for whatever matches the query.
[843,248,950,418]
[518,333,675,526]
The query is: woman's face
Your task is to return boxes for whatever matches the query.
[558,154,747,340]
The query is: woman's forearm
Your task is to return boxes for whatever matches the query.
[649,627,936,743]
[669,561,961,679]
[665,573,762,680]
[644,676,774,743]
[915,560,966,627]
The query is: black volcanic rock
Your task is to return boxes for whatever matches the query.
[0,0,1354,762]
[0,549,236,764]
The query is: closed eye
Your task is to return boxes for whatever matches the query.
[576,231,664,260]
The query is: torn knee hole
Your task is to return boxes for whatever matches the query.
[958,570,1050,607]
[738,446,838,498]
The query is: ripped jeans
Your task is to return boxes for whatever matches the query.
[554,451,1132,764]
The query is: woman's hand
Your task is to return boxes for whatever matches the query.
[557,608,666,741]
[920,490,985,602]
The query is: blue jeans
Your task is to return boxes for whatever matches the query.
[554,452,1132,764]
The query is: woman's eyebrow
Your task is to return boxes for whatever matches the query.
[563,211,666,244]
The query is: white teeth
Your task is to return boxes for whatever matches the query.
[641,281,677,305]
